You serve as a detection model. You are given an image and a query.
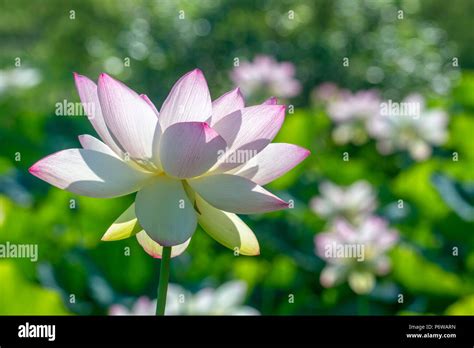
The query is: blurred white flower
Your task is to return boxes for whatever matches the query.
[166,281,259,315]
[109,280,259,316]
[310,181,377,225]
[231,55,301,100]
[314,217,399,294]
[368,94,448,161]
[0,68,42,94]
[109,296,155,315]
[325,89,381,145]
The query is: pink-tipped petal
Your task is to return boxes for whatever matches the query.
[74,73,123,155]
[230,143,310,185]
[159,69,212,130]
[97,73,161,165]
[140,94,160,116]
[160,122,227,178]
[211,87,245,126]
[29,149,153,198]
[136,231,190,258]
[262,96,278,105]
[135,176,197,246]
[212,105,286,172]
[188,174,289,214]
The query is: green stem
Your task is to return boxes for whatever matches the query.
[155,246,172,315]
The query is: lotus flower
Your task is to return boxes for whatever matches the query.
[315,217,398,294]
[321,86,381,145]
[367,94,448,161]
[29,69,310,258]
[310,181,377,225]
[231,55,301,101]
[109,281,259,316]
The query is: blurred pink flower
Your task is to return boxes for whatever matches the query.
[368,94,448,161]
[231,55,301,100]
[312,82,344,103]
[327,90,380,123]
[310,180,377,225]
[325,89,381,145]
[30,69,309,257]
[313,83,381,145]
[315,217,399,294]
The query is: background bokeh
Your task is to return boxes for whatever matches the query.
[0,0,473,315]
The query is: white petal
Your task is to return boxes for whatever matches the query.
[135,176,197,246]
[97,73,161,166]
[159,69,212,130]
[78,134,120,158]
[74,73,123,155]
[188,174,288,214]
[79,134,152,172]
[29,149,153,198]
[211,88,245,126]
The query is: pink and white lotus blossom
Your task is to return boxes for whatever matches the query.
[324,88,381,145]
[315,217,398,294]
[231,55,301,101]
[109,281,259,315]
[367,94,448,161]
[29,69,309,257]
[310,181,377,225]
